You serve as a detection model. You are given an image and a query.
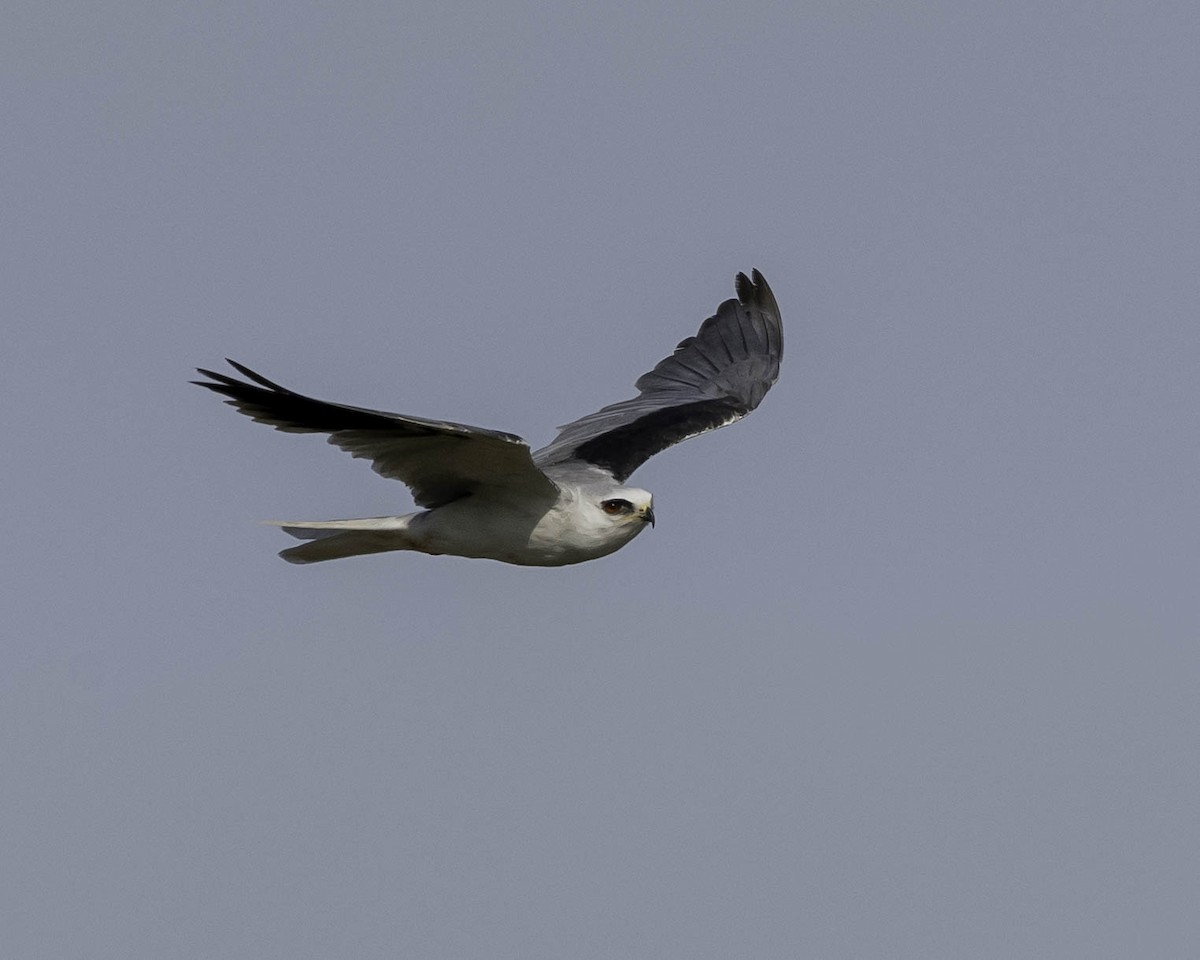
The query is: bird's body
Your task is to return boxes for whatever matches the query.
[195,270,782,567]
[271,475,651,566]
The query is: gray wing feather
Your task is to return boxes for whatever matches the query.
[533,269,782,481]
[193,360,559,508]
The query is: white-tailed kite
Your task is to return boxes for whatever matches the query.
[194,269,782,566]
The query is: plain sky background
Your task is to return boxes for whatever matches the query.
[4,1,1198,957]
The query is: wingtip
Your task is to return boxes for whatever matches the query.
[225,358,263,381]
[735,268,771,304]
[735,271,752,300]
[208,358,291,393]
[192,368,227,389]
[736,268,778,317]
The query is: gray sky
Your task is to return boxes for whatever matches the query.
[4,1,1198,957]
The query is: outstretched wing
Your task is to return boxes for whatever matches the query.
[533,269,783,482]
[193,360,560,508]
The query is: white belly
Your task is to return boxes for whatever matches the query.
[413,498,647,567]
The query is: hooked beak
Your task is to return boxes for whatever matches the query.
[641,506,656,527]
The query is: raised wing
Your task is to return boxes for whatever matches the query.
[533,269,782,482]
[193,360,560,508]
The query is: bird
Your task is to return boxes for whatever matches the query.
[193,269,782,566]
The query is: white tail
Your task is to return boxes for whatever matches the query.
[262,516,417,564]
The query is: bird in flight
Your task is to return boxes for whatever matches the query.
[194,269,782,566]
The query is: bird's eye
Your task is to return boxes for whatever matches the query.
[601,499,632,515]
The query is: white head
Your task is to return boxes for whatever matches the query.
[594,487,655,530]
[526,483,656,564]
